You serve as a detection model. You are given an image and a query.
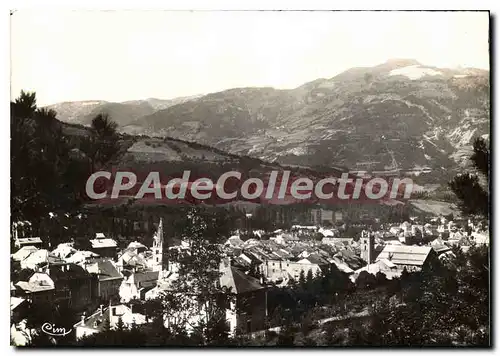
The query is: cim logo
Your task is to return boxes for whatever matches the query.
[41,323,72,337]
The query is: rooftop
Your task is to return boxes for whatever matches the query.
[220,266,264,294]
[90,238,118,249]
[86,260,123,281]
[376,245,433,266]
[16,237,42,246]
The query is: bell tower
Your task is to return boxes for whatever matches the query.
[152,218,165,273]
[360,230,375,264]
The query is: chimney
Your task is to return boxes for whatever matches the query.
[99,304,103,316]
[81,312,86,326]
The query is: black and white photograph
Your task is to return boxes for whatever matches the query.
[9,9,490,347]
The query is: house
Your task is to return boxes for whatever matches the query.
[376,245,438,272]
[310,209,334,225]
[11,297,28,324]
[20,249,65,270]
[400,221,412,234]
[143,261,267,336]
[85,259,123,302]
[74,306,108,340]
[448,233,471,246]
[116,249,149,273]
[11,246,38,262]
[260,255,327,283]
[471,231,489,246]
[329,257,354,274]
[127,241,148,254]
[90,233,118,258]
[15,272,55,304]
[10,320,32,346]
[259,258,287,282]
[11,221,33,241]
[108,304,146,328]
[144,272,179,300]
[220,262,267,335]
[73,304,147,340]
[333,248,366,270]
[431,243,452,257]
[224,236,244,249]
[66,250,100,265]
[389,225,403,236]
[14,237,42,249]
[51,243,77,259]
[322,237,354,246]
[291,225,317,238]
[350,259,401,283]
[49,263,94,310]
[119,270,159,303]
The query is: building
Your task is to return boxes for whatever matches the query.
[48,263,94,310]
[74,304,147,340]
[116,249,149,273]
[90,233,118,258]
[14,236,42,250]
[350,259,401,283]
[51,243,77,259]
[310,209,335,225]
[11,221,33,242]
[260,256,327,282]
[15,272,55,304]
[119,270,159,303]
[151,218,165,273]
[85,259,123,302]
[11,246,39,262]
[66,250,100,265]
[471,231,489,246]
[127,241,148,254]
[360,230,375,264]
[10,297,28,324]
[322,237,354,246]
[20,250,65,270]
[220,261,268,335]
[376,245,438,272]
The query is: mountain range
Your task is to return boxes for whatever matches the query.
[47,59,490,179]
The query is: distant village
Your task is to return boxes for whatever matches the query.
[10,207,489,345]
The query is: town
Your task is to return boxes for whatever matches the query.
[10,205,489,346]
[9,10,490,348]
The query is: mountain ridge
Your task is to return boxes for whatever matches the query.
[47,59,490,179]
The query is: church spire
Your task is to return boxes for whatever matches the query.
[152,218,166,276]
[154,218,164,248]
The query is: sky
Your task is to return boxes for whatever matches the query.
[10,10,490,106]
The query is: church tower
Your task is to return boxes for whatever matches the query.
[152,218,165,274]
[360,230,375,264]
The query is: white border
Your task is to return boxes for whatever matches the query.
[1,1,497,355]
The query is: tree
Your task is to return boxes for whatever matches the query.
[355,271,377,290]
[298,270,306,289]
[11,91,70,221]
[116,316,125,331]
[161,208,233,344]
[306,269,314,286]
[11,91,111,241]
[80,113,120,171]
[449,137,489,218]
